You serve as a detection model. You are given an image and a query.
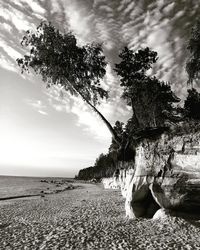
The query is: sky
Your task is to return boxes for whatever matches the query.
[0,0,200,177]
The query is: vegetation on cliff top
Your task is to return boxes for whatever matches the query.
[17,20,200,180]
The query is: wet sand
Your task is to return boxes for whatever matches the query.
[0,182,200,249]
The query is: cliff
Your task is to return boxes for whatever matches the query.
[102,131,200,219]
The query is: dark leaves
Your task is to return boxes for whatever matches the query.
[186,19,200,85]
[114,46,179,129]
[16,21,108,106]
[184,88,200,120]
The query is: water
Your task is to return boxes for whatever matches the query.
[0,175,73,199]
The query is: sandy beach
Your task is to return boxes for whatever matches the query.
[0,179,200,249]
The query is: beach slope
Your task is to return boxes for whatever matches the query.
[0,180,200,249]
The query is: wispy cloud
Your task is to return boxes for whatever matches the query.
[26,99,48,115]
[46,84,129,141]
[38,110,48,116]
[0,55,18,72]
[0,38,22,60]
[20,0,45,15]
[46,86,109,141]
[0,22,13,33]
[0,2,35,31]
[1,0,199,84]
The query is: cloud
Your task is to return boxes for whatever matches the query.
[59,0,190,92]
[0,55,18,72]
[0,0,199,85]
[0,38,22,60]
[61,0,97,45]
[0,3,35,31]
[1,0,197,88]
[45,85,109,140]
[38,110,48,115]
[20,0,45,15]
[27,99,44,108]
[71,100,111,141]
[26,99,48,115]
[46,82,129,142]
[0,22,13,33]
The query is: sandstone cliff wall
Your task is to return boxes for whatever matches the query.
[102,132,200,218]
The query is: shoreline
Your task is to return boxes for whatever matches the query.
[0,176,77,200]
[0,179,200,249]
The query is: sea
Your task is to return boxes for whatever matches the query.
[0,175,73,199]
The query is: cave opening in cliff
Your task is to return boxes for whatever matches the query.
[145,189,161,218]
[131,186,161,218]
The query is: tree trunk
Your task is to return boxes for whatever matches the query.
[85,99,121,145]
[65,80,122,146]
[75,88,121,145]
[131,99,140,128]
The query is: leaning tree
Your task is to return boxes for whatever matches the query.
[114,47,180,130]
[186,19,200,85]
[17,21,121,145]
[184,88,200,120]
[184,20,200,120]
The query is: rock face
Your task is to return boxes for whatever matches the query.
[102,162,134,194]
[102,132,200,219]
[102,177,121,189]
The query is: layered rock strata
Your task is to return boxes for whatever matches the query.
[102,132,200,219]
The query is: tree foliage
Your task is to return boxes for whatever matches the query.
[184,88,200,120]
[108,120,135,161]
[186,19,200,85]
[114,47,180,129]
[77,153,116,180]
[17,21,121,144]
[77,21,200,181]
[109,121,124,152]
[17,21,108,105]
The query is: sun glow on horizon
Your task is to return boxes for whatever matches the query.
[0,107,110,177]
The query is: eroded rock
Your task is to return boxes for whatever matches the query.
[126,132,200,218]
[102,132,200,219]
[152,208,171,220]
